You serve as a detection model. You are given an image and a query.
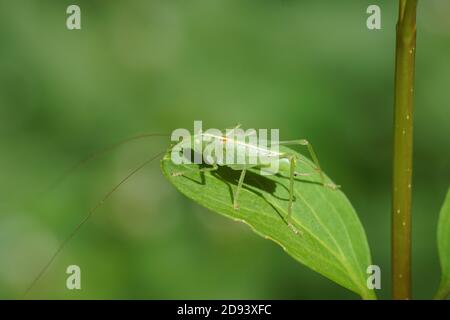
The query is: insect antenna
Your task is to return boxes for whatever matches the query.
[23,150,166,298]
[44,133,169,194]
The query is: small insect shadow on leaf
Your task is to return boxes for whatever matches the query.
[214,166,276,193]
[212,167,298,231]
[215,166,320,197]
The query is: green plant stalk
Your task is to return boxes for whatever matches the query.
[392,0,417,300]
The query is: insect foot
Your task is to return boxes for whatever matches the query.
[233,203,240,211]
[171,171,184,177]
[293,172,313,177]
[288,223,302,236]
[325,183,340,190]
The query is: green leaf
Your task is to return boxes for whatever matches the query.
[161,146,376,299]
[435,186,450,300]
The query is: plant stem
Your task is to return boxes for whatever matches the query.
[392,0,418,300]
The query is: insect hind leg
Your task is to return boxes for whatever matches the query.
[277,139,339,190]
[278,153,302,235]
[232,168,247,210]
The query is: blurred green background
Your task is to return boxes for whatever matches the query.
[0,0,449,299]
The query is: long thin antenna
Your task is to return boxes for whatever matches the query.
[23,150,166,298]
[45,133,169,193]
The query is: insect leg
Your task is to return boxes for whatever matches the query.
[233,168,247,210]
[276,139,339,189]
[287,155,301,235]
[199,164,219,173]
